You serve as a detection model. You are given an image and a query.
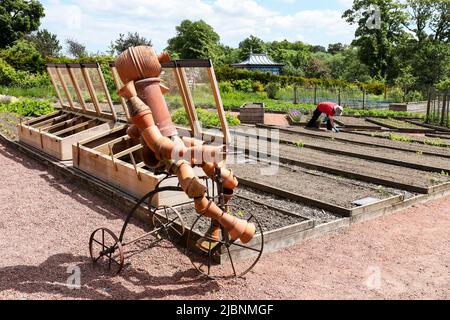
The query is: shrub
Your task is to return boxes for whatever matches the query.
[405,90,423,102]
[0,40,45,73]
[232,79,253,92]
[388,87,405,103]
[0,58,50,88]
[0,98,55,117]
[265,82,281,99]
[218,81,233,94]
[252,81,265,93]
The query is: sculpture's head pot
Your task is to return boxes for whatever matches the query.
[115,46,170,84]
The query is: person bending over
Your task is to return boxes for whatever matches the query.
[306,102,343,132]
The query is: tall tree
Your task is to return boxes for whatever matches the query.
[404,0,449,44]
[26,29,61,57]
[328,43,347,55]
[166,20,222,61]
[110,32,152,55]
[343,0,408,81]
[238,35,266,60]
[0,0,45,48]
[66,38,87,58]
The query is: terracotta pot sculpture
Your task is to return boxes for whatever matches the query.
[115,46,255,244]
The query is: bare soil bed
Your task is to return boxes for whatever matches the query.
[426,133,450,141]
[367,118,426,130]
[228,161,398,209]
[347,131,450,151]
[334,116,381,129]
[246,125,450,157]
[241,126,450,171]
[263,143,449,188]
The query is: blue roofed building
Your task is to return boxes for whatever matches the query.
[231,52,284,75]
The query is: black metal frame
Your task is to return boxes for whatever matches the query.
[89,167,264,279]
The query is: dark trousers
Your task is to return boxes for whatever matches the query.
[306,108,333,130]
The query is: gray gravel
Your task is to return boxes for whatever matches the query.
[177,196,308,233]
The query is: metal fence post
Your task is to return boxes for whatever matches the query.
[362,89,366,109]
[313,85,317,105]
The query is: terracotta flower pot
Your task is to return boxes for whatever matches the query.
[115,46,163,84]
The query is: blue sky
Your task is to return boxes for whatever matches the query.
[40,0,356,55]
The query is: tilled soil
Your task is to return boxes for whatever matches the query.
[245,125,450,157]
[367,118,426,129]
[234,126,450,171]
[1,141,450,299]
[249,142,450,188]
[334,116,381,129]
[353,131,450,150]
[279,129,450,158]
[228,161,397,209]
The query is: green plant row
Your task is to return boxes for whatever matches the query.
[344,108,424,118]
[0,98,55,117]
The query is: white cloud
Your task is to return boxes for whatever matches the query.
[40,0,356,54]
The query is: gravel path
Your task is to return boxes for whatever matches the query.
[1,141,450,300]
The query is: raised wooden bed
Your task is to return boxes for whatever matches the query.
[239,102,265,124]
[18,63,120,160]
[73,125,192,206]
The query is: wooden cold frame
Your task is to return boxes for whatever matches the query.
[18,63,125,160]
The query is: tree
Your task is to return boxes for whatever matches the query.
[0,39,44,73]
[404,0,449,44]
[329,47,371,82]
[219,45,241,65]
[0,0,45,48]
[304,53,332,79]
[26,29,61,57]
[238,35,266,60]
[310,45,327,53]
[328,43,347,55]
[66,38,87,58]
[109,32,152,55]
[394,65,418,101]
[166,20,222,61]
[394,1,450,88]
[343,0,408,81]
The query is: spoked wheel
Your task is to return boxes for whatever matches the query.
[89,228,124,274]
[152,205,186,243]
[186,204,264,280]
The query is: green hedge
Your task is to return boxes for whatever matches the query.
[0,58,50,88]
[215,65,386,95]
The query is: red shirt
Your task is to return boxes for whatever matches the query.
[317,102,337,117]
